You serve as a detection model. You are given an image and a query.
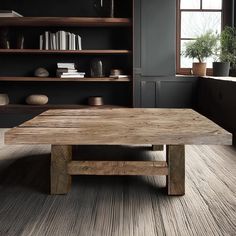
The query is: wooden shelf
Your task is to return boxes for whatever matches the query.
[0,49,132,55]
[0,17,132,27]
[0,77,131,82]
[0,104,128,114]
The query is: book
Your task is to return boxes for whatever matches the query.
[45,31,49,50]
[0,10,23,17]
[57,68,78,73]
[57,63,75,69]
[39,35,43,50]
[109,75,130,79]
[60,74,85,78]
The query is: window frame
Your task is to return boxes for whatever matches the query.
[176,0,227,75]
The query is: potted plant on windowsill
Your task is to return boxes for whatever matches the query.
[213,26,236,76]
[183,31,217,76]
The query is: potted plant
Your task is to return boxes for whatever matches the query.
[183,31,217,76]
[213,27,236,76]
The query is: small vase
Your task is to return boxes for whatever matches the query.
[0,94,9,106]
[91,59,104,78]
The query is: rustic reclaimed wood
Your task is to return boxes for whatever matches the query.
[152,145,164,151]
[51,145,72,194]
[67,161,168,176]
[4,108,232,196]
[5,109,232,145]
[166,145,185,195]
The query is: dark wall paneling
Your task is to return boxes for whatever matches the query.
[0,54,132,78]
[0,82,132,106]
[196,78,236,145]
[0,0,132,18]
[140,0,176,76]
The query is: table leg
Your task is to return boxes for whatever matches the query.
[51,145,72,194]
[152,145,164,151]
[166,145,185,196]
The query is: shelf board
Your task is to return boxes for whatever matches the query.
[0,77,131,82]
[0,104,128,114]
[0,49,132,55]
[0,17,132,27]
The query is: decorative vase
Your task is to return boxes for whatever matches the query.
[94,0,114,17]
[213,62,230,76]
[91,59,104,78]
[0,94,9,106]
[192,62,207,76]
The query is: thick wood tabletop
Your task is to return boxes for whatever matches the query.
[5,108,232,145]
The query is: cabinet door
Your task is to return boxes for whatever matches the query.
[158,80,196,108]
[140,80,158,108]
[141,0,176,76]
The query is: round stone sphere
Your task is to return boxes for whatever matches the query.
[26,94,49,105]
[34,67,49,78]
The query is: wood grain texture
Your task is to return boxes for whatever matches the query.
[167,145,185,195]
[0,17,132,27]
[5,109,232,145]
[152,145,164,151]
[51,145,72,194]
[0,49,132,55]
[67,161,168,176]
[0,129,236,235]
[0,77,131,82]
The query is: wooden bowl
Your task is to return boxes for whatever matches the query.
[88,96,104,106]
[26,94,49,105]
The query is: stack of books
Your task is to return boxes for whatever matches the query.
[40,31,82,50]
[0,10,23,17]
[57,63,85,79]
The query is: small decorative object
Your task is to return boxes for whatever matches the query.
[0,28,10,49]
[88,96,104,106]
[94,0,114,17]
[110,69,124,76]
[91,58,104,78]
[17,34,24,49]
[34,67,49,78]
[0,94,9,106]
[26,94,49,105]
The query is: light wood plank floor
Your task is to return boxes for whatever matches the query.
[0,129,235,236]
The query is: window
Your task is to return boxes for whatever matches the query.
[177,0,223,74]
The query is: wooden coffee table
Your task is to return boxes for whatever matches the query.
[4,108,232,196]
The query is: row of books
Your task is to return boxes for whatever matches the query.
[40,31,82,51]
[0,10,23,17]
[57,63,85,78]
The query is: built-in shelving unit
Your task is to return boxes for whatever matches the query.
[0,0,133,121]
[0,49,132,54]
[0,17,132,27]
[0,77,131,82]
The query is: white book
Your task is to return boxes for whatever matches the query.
[52,33,56,50]
[62,72,85,75]
[72,34,76,50]
[45,31,49,50]
[39,35,43,50]
[57,63,75,69]
[60,31,66,50]
[50,33,53,50]
[68,32,72,50]
[0,10,23,17]
[60,74,85,78]
[77,35,82,50]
